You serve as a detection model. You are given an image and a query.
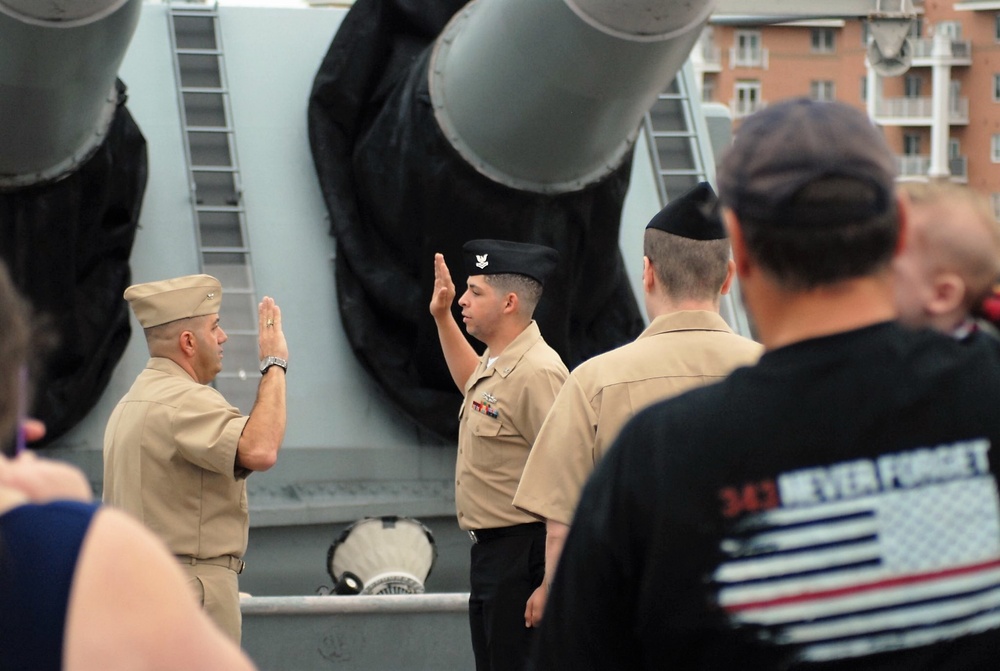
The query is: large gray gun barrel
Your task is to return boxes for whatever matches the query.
[429,0,714,194]
[0,0,142,188]
[309,0,714,440]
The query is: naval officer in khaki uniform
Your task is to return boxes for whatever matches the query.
[513,183,763,627]
[103,274,288,642]
[430,240,568,671]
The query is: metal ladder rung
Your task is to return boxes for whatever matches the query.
[186,126,234,133]
[651,131,697,139]
[176,48,223,56]
[659,169,703,176]
[196,204,244,213]
[191,165,238,173]
[170,6,221,16]
[181,86,228,95]
[202,245,250,254]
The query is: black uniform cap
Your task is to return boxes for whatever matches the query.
[462,239,559,286]
[645,182,726,240]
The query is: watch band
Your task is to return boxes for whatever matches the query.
[259,355,288,374]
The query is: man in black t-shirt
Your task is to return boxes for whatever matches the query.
[530,99,1000,670]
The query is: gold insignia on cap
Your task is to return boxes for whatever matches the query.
[124,274,223,329]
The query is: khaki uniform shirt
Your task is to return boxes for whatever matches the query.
[103,357,250,559]
[513,311,763,525]
[456,321,568,530]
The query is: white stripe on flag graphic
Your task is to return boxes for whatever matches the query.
[714,475,1000,660]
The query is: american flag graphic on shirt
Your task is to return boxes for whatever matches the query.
[713,438,1000,663]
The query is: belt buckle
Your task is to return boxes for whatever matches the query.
[468,530,479,544]
[234,557,246,574]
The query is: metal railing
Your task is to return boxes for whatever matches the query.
[910,37,971,61]
[730,46,768,69]
[875,96,969,123]
[894,154,968,180]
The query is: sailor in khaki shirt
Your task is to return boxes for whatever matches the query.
[513,183,763,627]
[430,240,567,671]
[103,274,288,643]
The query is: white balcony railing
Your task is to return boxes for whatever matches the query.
[894,154,968,180]
[701,44,722,70]
[875,97,969,124]
[729,98,767,119]
[895,154,930,177]
[910,37,972,62]
[730,47,769,69]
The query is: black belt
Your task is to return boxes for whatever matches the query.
[176,554,245,575]
[468,522,544,544]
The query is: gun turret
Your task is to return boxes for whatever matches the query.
[0,0,141,187]
[429,0,711,193]
[0,0,147,443]
[310,0,713,439]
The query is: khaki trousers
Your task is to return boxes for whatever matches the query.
[180,561,242,643]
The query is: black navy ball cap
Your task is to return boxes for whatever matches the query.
[645,182,726,241]
[462,239,559,286]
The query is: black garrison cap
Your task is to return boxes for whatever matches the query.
[645,182,726,240]
[462,239,559,286]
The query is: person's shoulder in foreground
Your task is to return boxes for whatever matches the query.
[529,98,1000,670]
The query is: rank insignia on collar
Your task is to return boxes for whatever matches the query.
[483,392,497,404]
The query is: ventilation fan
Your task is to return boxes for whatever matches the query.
[326,516,438,595]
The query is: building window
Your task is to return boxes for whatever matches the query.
[733,81,762,117]
[995,14,1000,42]
[811,28,835,53]
[861,21,870,46]
[810,80,835,102]
[949,138,961,160]
[992,135,1000,163]
[911,17,924,39]
[905,75,922,98]
[733,30,764,67]
[904,133,921,156]
[701,76,716,103]
[994,74,1000,101]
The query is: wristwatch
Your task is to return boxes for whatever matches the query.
[259,355,288,375]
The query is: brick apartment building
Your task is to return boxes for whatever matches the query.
[694,1,1000,217]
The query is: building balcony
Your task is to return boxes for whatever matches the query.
[874,97,969,125]
[700,44,722,72]
[729,47,769,69]
[909,37,972,65]
[729,98,767,119]
[895,154,968,182]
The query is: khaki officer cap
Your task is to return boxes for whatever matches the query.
[124,274,223,328]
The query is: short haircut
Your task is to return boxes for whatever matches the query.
[901,181,1000,308]
[643,229,731,301]
[484,273,543,316]
[737,177,900,291]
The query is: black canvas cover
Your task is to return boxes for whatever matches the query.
[0,79,147,445]
[309,0,643,441]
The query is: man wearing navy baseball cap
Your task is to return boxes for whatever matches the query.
[532,99,1000,670]
[429,239,567,671]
